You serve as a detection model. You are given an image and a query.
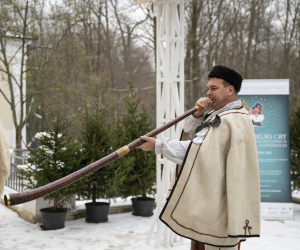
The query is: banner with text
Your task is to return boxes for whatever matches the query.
[239,79,293,220]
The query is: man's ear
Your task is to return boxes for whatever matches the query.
[228,85,235,96]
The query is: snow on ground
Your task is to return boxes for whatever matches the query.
[0,202,300,250]
[76,197,135,209]
[293,190,300,199]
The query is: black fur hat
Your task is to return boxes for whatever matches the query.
[208,65,243,92]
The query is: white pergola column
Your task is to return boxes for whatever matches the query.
[145,0,186,248]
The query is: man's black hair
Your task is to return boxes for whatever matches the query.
[208,65,243,93]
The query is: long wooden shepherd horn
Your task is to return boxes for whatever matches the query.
[4,106,202,207]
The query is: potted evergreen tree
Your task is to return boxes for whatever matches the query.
[21,107,86,230]
[114,82,156,216]
[79,99,127,223]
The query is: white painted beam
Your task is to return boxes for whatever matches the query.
[146,0,186,248]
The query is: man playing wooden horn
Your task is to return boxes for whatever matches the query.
[138,65,260,250]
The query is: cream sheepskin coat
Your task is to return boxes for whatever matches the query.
[0,120,10,196]
[160,108,260,248]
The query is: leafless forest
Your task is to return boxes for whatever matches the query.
[0,0,299,144]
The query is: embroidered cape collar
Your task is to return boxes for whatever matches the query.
[196,100,246,134]
[203,100,243,121]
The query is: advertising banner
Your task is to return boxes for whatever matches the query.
[238,80,293,220]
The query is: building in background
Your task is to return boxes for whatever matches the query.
[0,33,27,148]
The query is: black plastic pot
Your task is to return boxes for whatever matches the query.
[85,202,110,223]
[131,197,155,217]
[40,207,67,230]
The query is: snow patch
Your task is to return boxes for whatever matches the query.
[1,200,300,249]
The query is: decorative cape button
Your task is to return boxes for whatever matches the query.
[192,137,203,144]
[196,130,206,137]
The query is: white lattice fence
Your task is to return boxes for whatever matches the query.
[146,0,186,248]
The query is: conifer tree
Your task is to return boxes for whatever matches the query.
[21,107,86,211]
[114,82,156,199]
[290,107,300,191]
[79,97,126,202]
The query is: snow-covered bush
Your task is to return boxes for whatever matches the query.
[20,110,86,211]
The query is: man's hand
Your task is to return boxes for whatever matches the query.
[193,98,212,118]
[137,136,156,151]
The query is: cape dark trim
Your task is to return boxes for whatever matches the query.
[159,129,243,246]
[159,107,254,247]
[160,214,246,248]
[179,129,184,141]
[159,140,193,220]
[205,105,243,120]
[168,127,234,239]
[175,130,185,179]
[195,105,244,133]
[161,167,247,248]
[228,234,260,238]
[219,111,249,118]
[203,111,213,121]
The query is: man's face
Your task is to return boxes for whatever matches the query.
[206,78,234,110]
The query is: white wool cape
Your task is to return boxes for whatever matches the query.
[159,108,261,247]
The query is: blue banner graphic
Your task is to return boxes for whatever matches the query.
[238,80,293,219]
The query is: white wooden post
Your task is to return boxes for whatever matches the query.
[146,0,186,248]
